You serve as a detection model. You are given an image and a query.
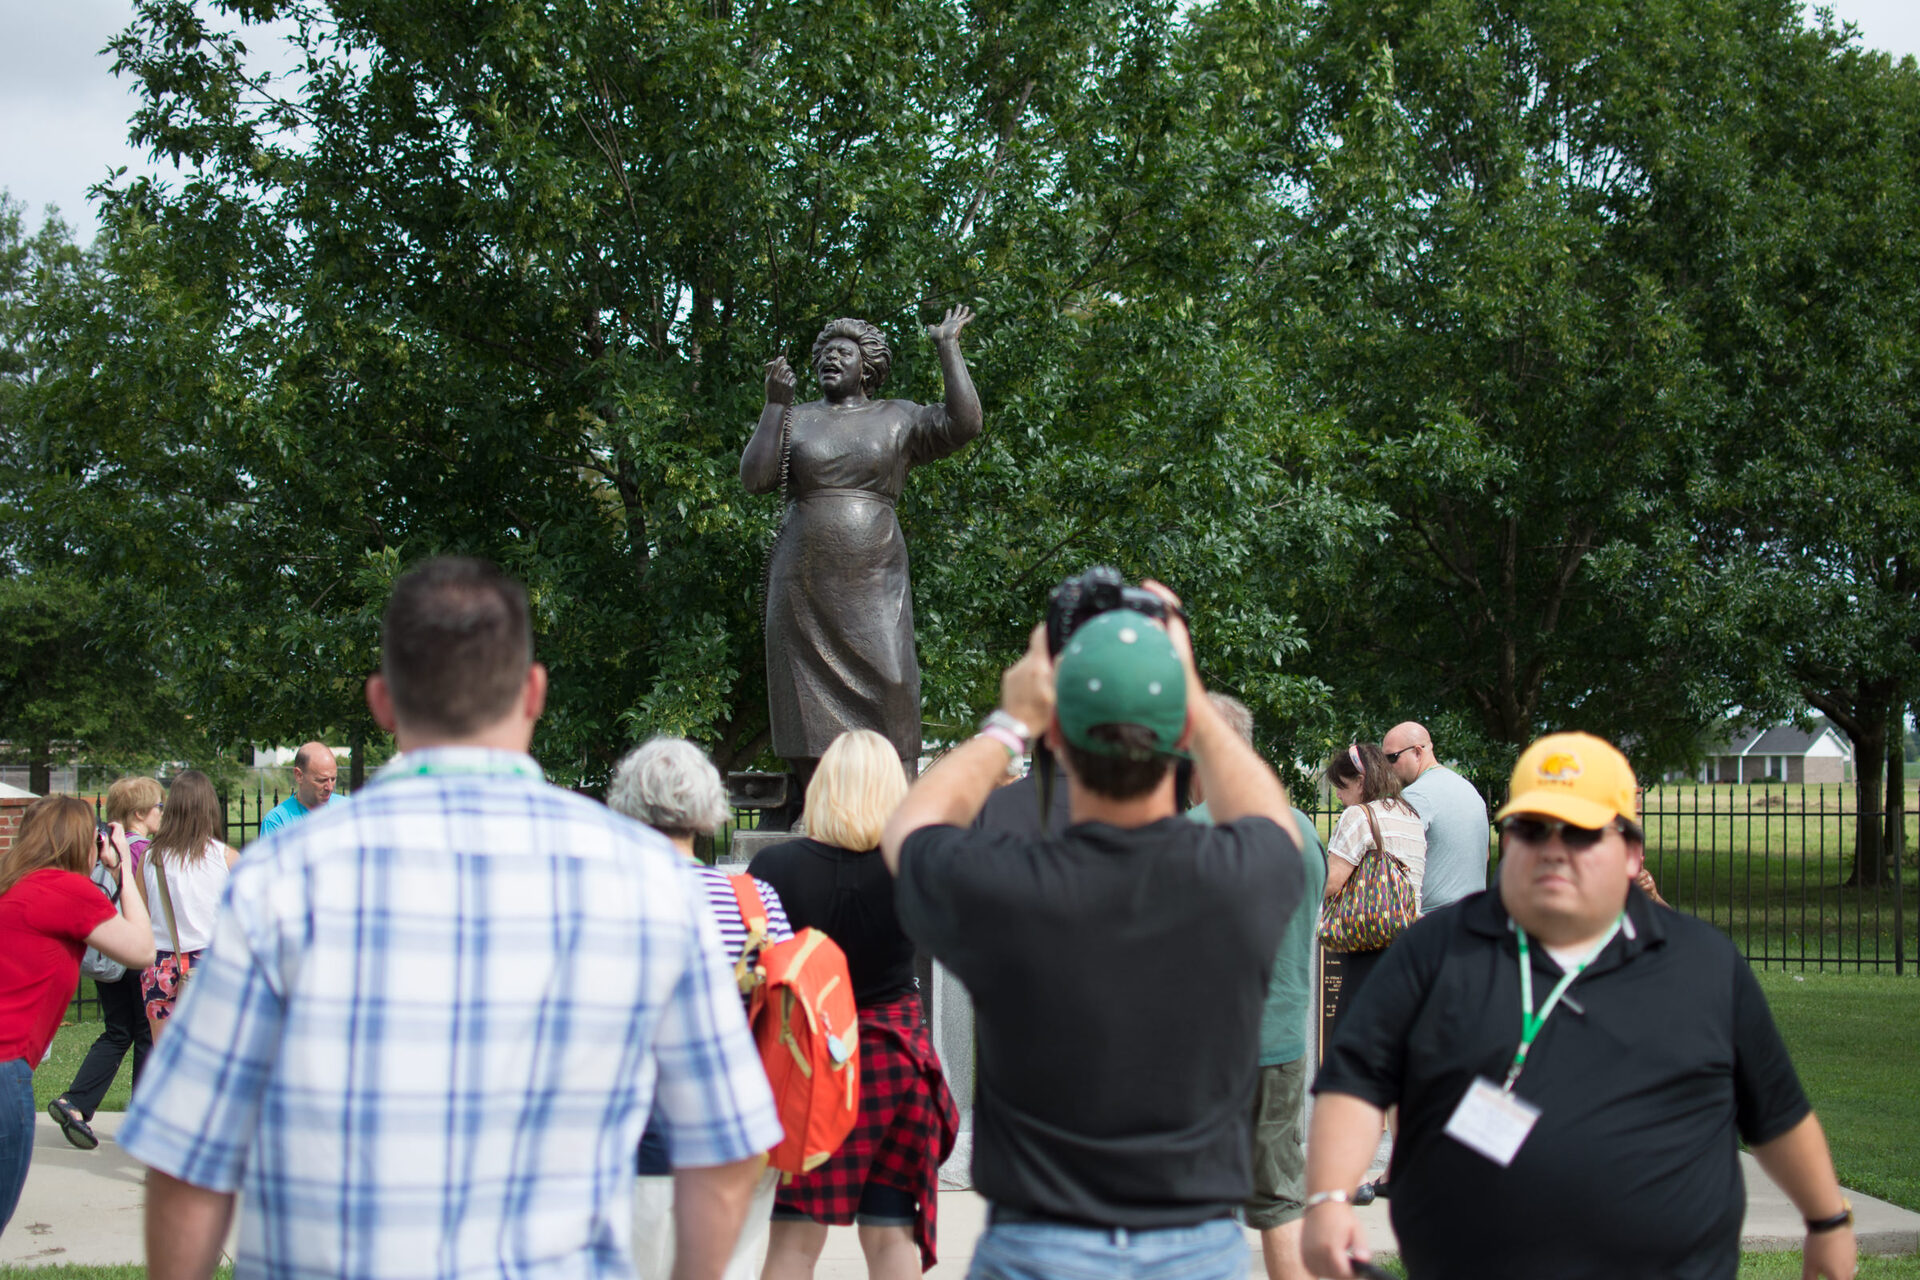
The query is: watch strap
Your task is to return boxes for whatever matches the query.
[1805,1200,1853,1233]
[981,710,1033,752]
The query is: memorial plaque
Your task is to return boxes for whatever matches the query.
[1317,945,1345,1066]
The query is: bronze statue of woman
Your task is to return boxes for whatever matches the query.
[741,307,980,799]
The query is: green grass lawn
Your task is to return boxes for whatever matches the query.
[36,1000,137,1116]
[1757,971,1920,1212]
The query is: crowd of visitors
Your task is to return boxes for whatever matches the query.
[0,556,1860,1280]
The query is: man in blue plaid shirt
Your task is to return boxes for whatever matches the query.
[120,558,782,1280]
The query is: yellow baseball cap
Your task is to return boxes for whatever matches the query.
[1495,732,1638,829]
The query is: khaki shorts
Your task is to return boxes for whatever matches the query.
[1244,1057,1307,1230]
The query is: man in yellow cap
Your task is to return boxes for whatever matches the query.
[1300,730,1857,1280]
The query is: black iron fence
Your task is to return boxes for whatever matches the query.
[1293,780,1913,976]
[69,777,1914,1024]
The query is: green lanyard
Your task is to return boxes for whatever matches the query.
[1505,912,1624,1092]
[382,753,542,781]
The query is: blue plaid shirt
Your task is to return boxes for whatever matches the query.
[119,748,781,1280]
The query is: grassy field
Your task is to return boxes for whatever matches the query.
[1758,972,1920,1212]
[35,988,136,1116]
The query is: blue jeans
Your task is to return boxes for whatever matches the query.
[0,1058,34,1234]
[968,1215,1247,1280]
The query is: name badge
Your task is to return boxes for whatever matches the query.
[1443,1077,1540,1167]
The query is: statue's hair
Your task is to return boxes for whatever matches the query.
[810,319,892,396]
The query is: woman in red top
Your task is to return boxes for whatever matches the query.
[0,798,155,1232]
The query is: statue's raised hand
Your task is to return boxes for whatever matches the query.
[925,305,974,346]
[764,356,797,406]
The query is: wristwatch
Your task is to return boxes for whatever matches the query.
[978,710,1032,756]
[976,712,1029,779]
[1805,1200,1853,1233]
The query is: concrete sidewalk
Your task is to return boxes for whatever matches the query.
[5,1113,1916,1274]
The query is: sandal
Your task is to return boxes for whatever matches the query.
[47,1098,97,1151]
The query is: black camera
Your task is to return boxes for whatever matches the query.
[1045,566,1184,656]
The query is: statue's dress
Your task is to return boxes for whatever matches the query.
[765,397,977,762]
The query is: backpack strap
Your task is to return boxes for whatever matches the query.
[728,875,770,996]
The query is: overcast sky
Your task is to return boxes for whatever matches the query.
[5,0,1919,240]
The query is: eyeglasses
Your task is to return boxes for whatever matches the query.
[1501,816,1621,851]
[1383,744,1422,764]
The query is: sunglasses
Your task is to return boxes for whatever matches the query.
[1501,816,1621,851]
[1383,745,1421,764]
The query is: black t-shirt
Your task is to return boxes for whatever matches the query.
[1314,885,1810,1280]
[896,815,1303,1228]
[747,837,916,1006]
[974,771,1073,838]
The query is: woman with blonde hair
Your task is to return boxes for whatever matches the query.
[0,797,154,1227]
[749,730,956,1280]
[48,776,166,1149]
[139,770,239,1041]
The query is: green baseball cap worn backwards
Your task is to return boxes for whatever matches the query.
[1054,609,1188,759]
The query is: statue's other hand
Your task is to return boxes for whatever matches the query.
[926,304,974,344]
[764,357,797,406]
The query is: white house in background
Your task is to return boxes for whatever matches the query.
[1700,723,1853,784]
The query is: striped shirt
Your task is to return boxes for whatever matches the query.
[118,747,782,1280]
[692,866,793,976]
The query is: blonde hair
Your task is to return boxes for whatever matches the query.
[106,776,164,829]
[805,730,908,852]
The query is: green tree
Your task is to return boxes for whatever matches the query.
[82,0,1344,785]
[0,195,240,789]
[1266,0,1832,783]
[1670,32,1920,883]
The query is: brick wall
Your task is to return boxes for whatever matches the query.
[0,796,32,858]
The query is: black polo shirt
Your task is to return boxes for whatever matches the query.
[897,815,1303,1228]
[1315,885,1810,1280]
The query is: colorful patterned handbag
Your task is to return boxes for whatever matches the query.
[1318,802,1419,952]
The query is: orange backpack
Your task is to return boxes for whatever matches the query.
[728,876,861,1175]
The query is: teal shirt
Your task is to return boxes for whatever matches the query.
[258,793,311,837]
[1188,802,1325,1065]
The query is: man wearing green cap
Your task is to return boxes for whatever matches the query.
[882,581,1305,1280]
[1301,730,1856,1280]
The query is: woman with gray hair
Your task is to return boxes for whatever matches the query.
[607,737,793,1280]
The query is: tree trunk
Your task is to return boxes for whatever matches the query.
[28,738,50,796]
[1850,711,1889,888]
[349,723,366,792]
[1886,707,1908,883]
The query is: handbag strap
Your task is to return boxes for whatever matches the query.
[152,855,189,970]
[1362,801,1387,860]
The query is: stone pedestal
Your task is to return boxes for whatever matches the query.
[929,960,975,1187]
[719,829,790,868]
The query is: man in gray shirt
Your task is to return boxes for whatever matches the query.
[1382,721,1489,911]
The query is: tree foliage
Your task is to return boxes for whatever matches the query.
[9,0,1920,812]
